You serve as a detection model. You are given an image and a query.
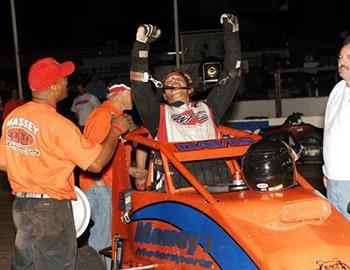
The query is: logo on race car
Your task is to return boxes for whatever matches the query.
[256,183,269,189]
[131,202,258,270]
[135,221,213,268]
[175,137,255,152]
[316,258,350,270]
[135,221,213,255]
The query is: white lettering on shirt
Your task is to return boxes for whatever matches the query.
[7,117,39,135]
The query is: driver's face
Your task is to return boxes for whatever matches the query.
[163,73,191,104]
[163,74,188,89]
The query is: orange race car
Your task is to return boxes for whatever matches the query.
[86,125,350,270]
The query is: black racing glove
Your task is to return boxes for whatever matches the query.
[219,13,241,79]
[131,24,161,73]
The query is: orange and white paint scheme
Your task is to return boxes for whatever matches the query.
[109,126,350,270]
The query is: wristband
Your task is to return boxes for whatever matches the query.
[139,50,148,58]
[130,71,149,82]
[111,124,124,134]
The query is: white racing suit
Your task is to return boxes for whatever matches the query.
[156,101,218,142]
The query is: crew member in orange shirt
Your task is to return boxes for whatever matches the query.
[0,58,134,270]
[80,81,147,269]
[2,87,25,121]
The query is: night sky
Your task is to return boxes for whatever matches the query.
[1,0,350,65]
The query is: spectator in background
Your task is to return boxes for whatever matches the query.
[323,42,350,221]
[71,80,100,131]
[87,73,108,102]
[2,87,25,121]
[80,80,147,269]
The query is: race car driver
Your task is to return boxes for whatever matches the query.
[130,13,241,189]
[130,13,241,143]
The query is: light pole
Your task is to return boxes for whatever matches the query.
[173,0,180,69]
[10,0,23,100]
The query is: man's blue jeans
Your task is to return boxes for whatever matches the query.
[327,179,350,221]
[85,185,112,269]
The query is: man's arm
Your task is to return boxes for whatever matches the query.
[206,13,241,125]
[87,114,134,172]
[130,24,161,138]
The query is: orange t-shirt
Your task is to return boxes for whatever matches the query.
[2,99,25,121]
[79,101,121,191]
[0,101,102,200]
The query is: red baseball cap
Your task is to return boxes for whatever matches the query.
[28,57,75,92]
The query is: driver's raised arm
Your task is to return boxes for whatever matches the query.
[130,24,162,138]
[207,13,242,125]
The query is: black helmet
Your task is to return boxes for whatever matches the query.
[242,138,296,192]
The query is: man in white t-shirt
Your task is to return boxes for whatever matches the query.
[323,41,350,221]
[71,81,100,130]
